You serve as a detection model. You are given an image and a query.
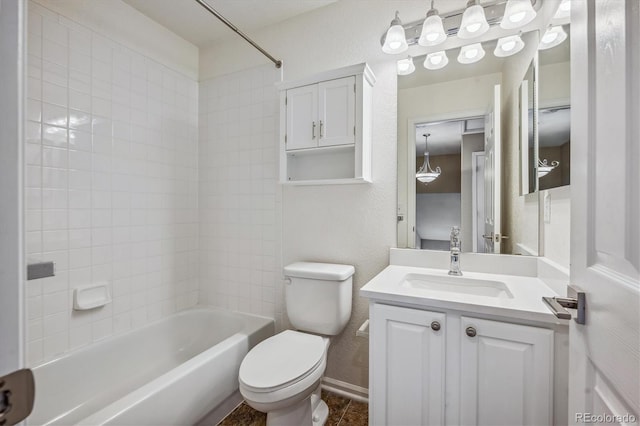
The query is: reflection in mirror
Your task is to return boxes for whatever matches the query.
[538,28,570,191]
[398,31,541,255]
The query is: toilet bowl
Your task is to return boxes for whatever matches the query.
[239,330,330,425]
[238,262,355,426]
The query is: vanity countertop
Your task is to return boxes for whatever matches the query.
[360,265,569,325]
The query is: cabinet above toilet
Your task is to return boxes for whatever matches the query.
[277,63,376,185]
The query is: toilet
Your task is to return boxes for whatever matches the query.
[238,262,355,426]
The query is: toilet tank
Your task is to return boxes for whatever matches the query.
[284,262,355,335]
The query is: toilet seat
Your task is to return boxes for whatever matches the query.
[239,330,327,394]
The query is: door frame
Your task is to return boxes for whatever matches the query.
[0,0,26,375]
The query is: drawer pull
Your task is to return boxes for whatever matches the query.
[431,321,441,331]
[465,326,477,337]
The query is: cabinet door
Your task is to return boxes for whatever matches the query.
[318,76,355,147]
[460,317,553,426]
[370,304,445,426]
[286,84,318,150]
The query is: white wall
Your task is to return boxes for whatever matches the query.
[541,186,571,268]
[199,1,408,388]
[416,193,461,241]
[198,64,284,327]
[0,0,25,374]
[24,1,199,365]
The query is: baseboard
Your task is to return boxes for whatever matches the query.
[321,377,368,403]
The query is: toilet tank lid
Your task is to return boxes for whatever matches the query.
[284,262,355,281]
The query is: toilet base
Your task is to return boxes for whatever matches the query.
[265,385,328,426]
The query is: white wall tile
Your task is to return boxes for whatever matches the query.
[25,3,199,365]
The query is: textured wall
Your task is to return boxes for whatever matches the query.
[24,1,199,365]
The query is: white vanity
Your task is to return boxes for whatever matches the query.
[361,249,570,426]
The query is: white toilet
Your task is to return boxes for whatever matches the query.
[238,262,355,426]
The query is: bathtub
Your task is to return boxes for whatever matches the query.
[29,307,274,425]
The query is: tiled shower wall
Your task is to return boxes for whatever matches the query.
[198,66,285,329]
[25,3,199,365]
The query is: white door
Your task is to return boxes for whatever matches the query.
[569,1,640,424]
[285,84,318,150]
[483,85,501,253]
[370,304,445,426]
[472,152,486,253]
[318,76,355,147]
[460,317,554,426]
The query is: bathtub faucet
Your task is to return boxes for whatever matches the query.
[449,226,462,276]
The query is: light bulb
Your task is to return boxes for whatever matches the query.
[382,11,408,54]
[458,2,489,39]
[458,43,485,64]
[554,0,571,20]
[397,56,415,75]
[502,41,516,51]
[494,35,525,57]
[501,0,537,30]
[539,26,567,50]
[423,51,449,70]
[418,10,446,47]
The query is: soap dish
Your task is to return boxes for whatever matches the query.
[73,283,111,310]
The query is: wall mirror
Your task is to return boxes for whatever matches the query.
[397,13,571,255]
[521,25,571,195]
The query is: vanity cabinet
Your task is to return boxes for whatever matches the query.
[370,303,554,426]
[278,63,375,184]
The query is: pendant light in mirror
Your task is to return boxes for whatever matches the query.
[416,133,441,184]
[397,56,416,75]
[424,51,449,70]
[419,0,446,47]
[382,11,409,54]
[458,43,485,64]
[500,0,537,30]
[539,26,567,50]
[494,34,525,57]
[458,0,490,40]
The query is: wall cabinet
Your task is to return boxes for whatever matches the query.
[370,303,555,426]
[278,63,375,184]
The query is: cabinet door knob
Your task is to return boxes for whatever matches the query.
[465,326,477,337]
[430,321,441,331]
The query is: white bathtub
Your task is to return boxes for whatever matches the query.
[29,307,274,425]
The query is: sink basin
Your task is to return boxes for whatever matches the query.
[401,273,514,298]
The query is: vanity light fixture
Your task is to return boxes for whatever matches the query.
[424,51,449,70]
[500,0,537,30]
[539,25,567,50]
[458,0,490,40]
[494,34,525,57]
[538,159,559,177]
[458,43,486,64]
[416,133,441,184]
[397,56,416,75]
[418,0,447,47]
[553,0,571,20]
[382,11,409,54]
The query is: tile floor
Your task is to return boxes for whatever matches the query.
[218,390,368,426]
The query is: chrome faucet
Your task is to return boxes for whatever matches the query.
[449,226,462,276]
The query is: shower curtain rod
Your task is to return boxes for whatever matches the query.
[194,0,283,68]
